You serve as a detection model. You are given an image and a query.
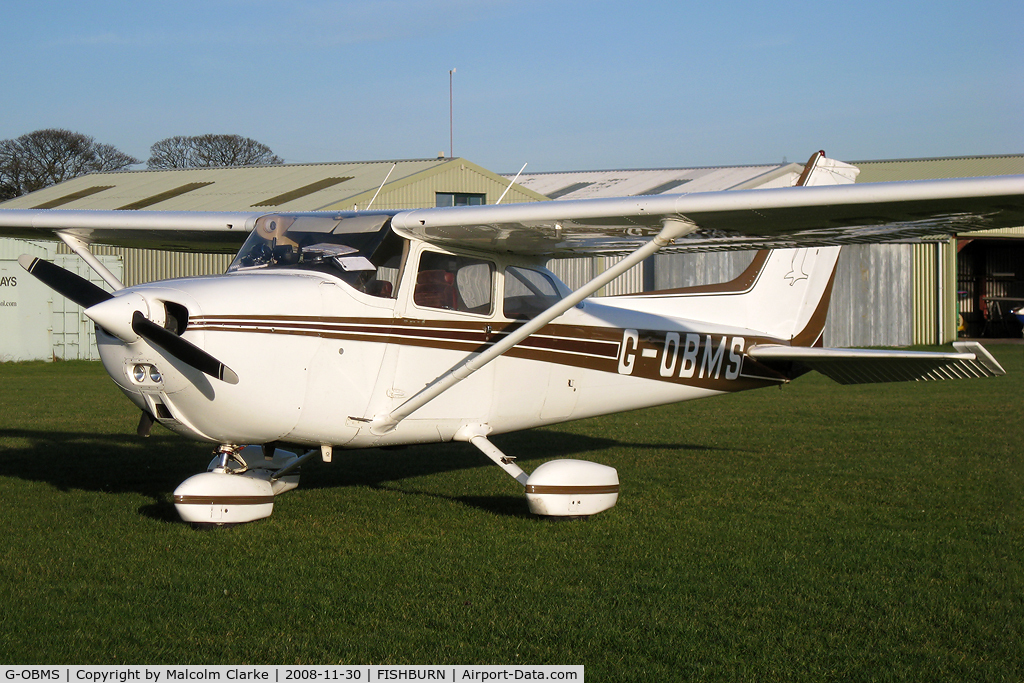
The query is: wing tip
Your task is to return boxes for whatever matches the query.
[952,341,1006,376]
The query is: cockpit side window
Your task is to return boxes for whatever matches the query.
[414,251,495,315]
[503,266,562,319]
[359,229,404,298]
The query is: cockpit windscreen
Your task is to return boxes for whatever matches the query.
[228,213,403,298]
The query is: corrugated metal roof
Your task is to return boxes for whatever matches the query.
[511,164,794,200]
[511,154,1024,200]
[0,158,551,212]
[851,154,1024,182]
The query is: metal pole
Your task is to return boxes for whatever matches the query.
[449,68,456,158]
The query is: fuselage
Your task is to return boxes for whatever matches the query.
[97,218,790,450]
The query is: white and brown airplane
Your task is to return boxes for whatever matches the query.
[1,152,1022,525]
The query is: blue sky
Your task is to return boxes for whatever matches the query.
[4,0,1021,172]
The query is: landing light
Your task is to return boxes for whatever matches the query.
[131,364,162,384]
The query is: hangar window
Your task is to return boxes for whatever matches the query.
[33,185,114,209]
[547,182,594,199]
[117,182,215,210]
[436,192,485,207]
[252,177,353,207]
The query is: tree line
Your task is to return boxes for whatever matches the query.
[0,129,283,201]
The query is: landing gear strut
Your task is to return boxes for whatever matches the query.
[455,425,620,518]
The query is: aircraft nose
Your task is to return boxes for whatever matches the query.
[84,292,149,342]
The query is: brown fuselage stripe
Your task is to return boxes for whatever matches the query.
[188,315,790,391]
[174,495,275,505]
[525,484,620,495]
[193,320,621,359]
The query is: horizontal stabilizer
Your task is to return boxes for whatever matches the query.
[748,341,1005,384]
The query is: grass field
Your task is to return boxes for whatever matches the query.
[0,347,1021,679]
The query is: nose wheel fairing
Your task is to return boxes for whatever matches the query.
[173,445,306,526]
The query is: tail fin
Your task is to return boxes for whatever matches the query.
[610,152,857,345]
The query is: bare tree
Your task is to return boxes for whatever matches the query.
[147,134,284,169]
[0,129,139,200]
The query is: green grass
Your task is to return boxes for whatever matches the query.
[0,349,1021,680]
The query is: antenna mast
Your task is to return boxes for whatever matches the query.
[365,163,397,211]
[496,162,527,205]
[449,68,456,158]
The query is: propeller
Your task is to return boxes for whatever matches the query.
[19,254,239,385]
[131,311,239,384]
[17,255,113,308]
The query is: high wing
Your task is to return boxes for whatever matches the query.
[0,209,264,252]
[0,209,397,252]
[389,175,1024,255]
[1,176,1022,255]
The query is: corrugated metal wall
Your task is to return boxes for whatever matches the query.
[824,245,913,347]
[50,253,123,360]
[56,244,233,288]
[1,240,55,361]
[912,239,957,345]
[1,239,123,360]
[550,246,916,347]
[0,238,53,261]
[547,255,644,296]
[649,252,755,290]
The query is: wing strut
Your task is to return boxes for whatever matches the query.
[369,217,698,434]
[57,232,126,291]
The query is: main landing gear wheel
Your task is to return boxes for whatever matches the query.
[456,426,620,518]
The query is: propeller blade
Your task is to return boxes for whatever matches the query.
[131,311,239,385]
[18,254,113,309]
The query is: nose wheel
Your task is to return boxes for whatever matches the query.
[173,444,316,526]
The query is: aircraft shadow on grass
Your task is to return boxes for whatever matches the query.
[0,426,731,523]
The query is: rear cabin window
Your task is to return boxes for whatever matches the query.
[414,252,495,315]
[503,266,562,319]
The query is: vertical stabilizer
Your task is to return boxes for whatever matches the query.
[605,152,858,345]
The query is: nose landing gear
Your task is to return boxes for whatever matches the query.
[173,444,315,526]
